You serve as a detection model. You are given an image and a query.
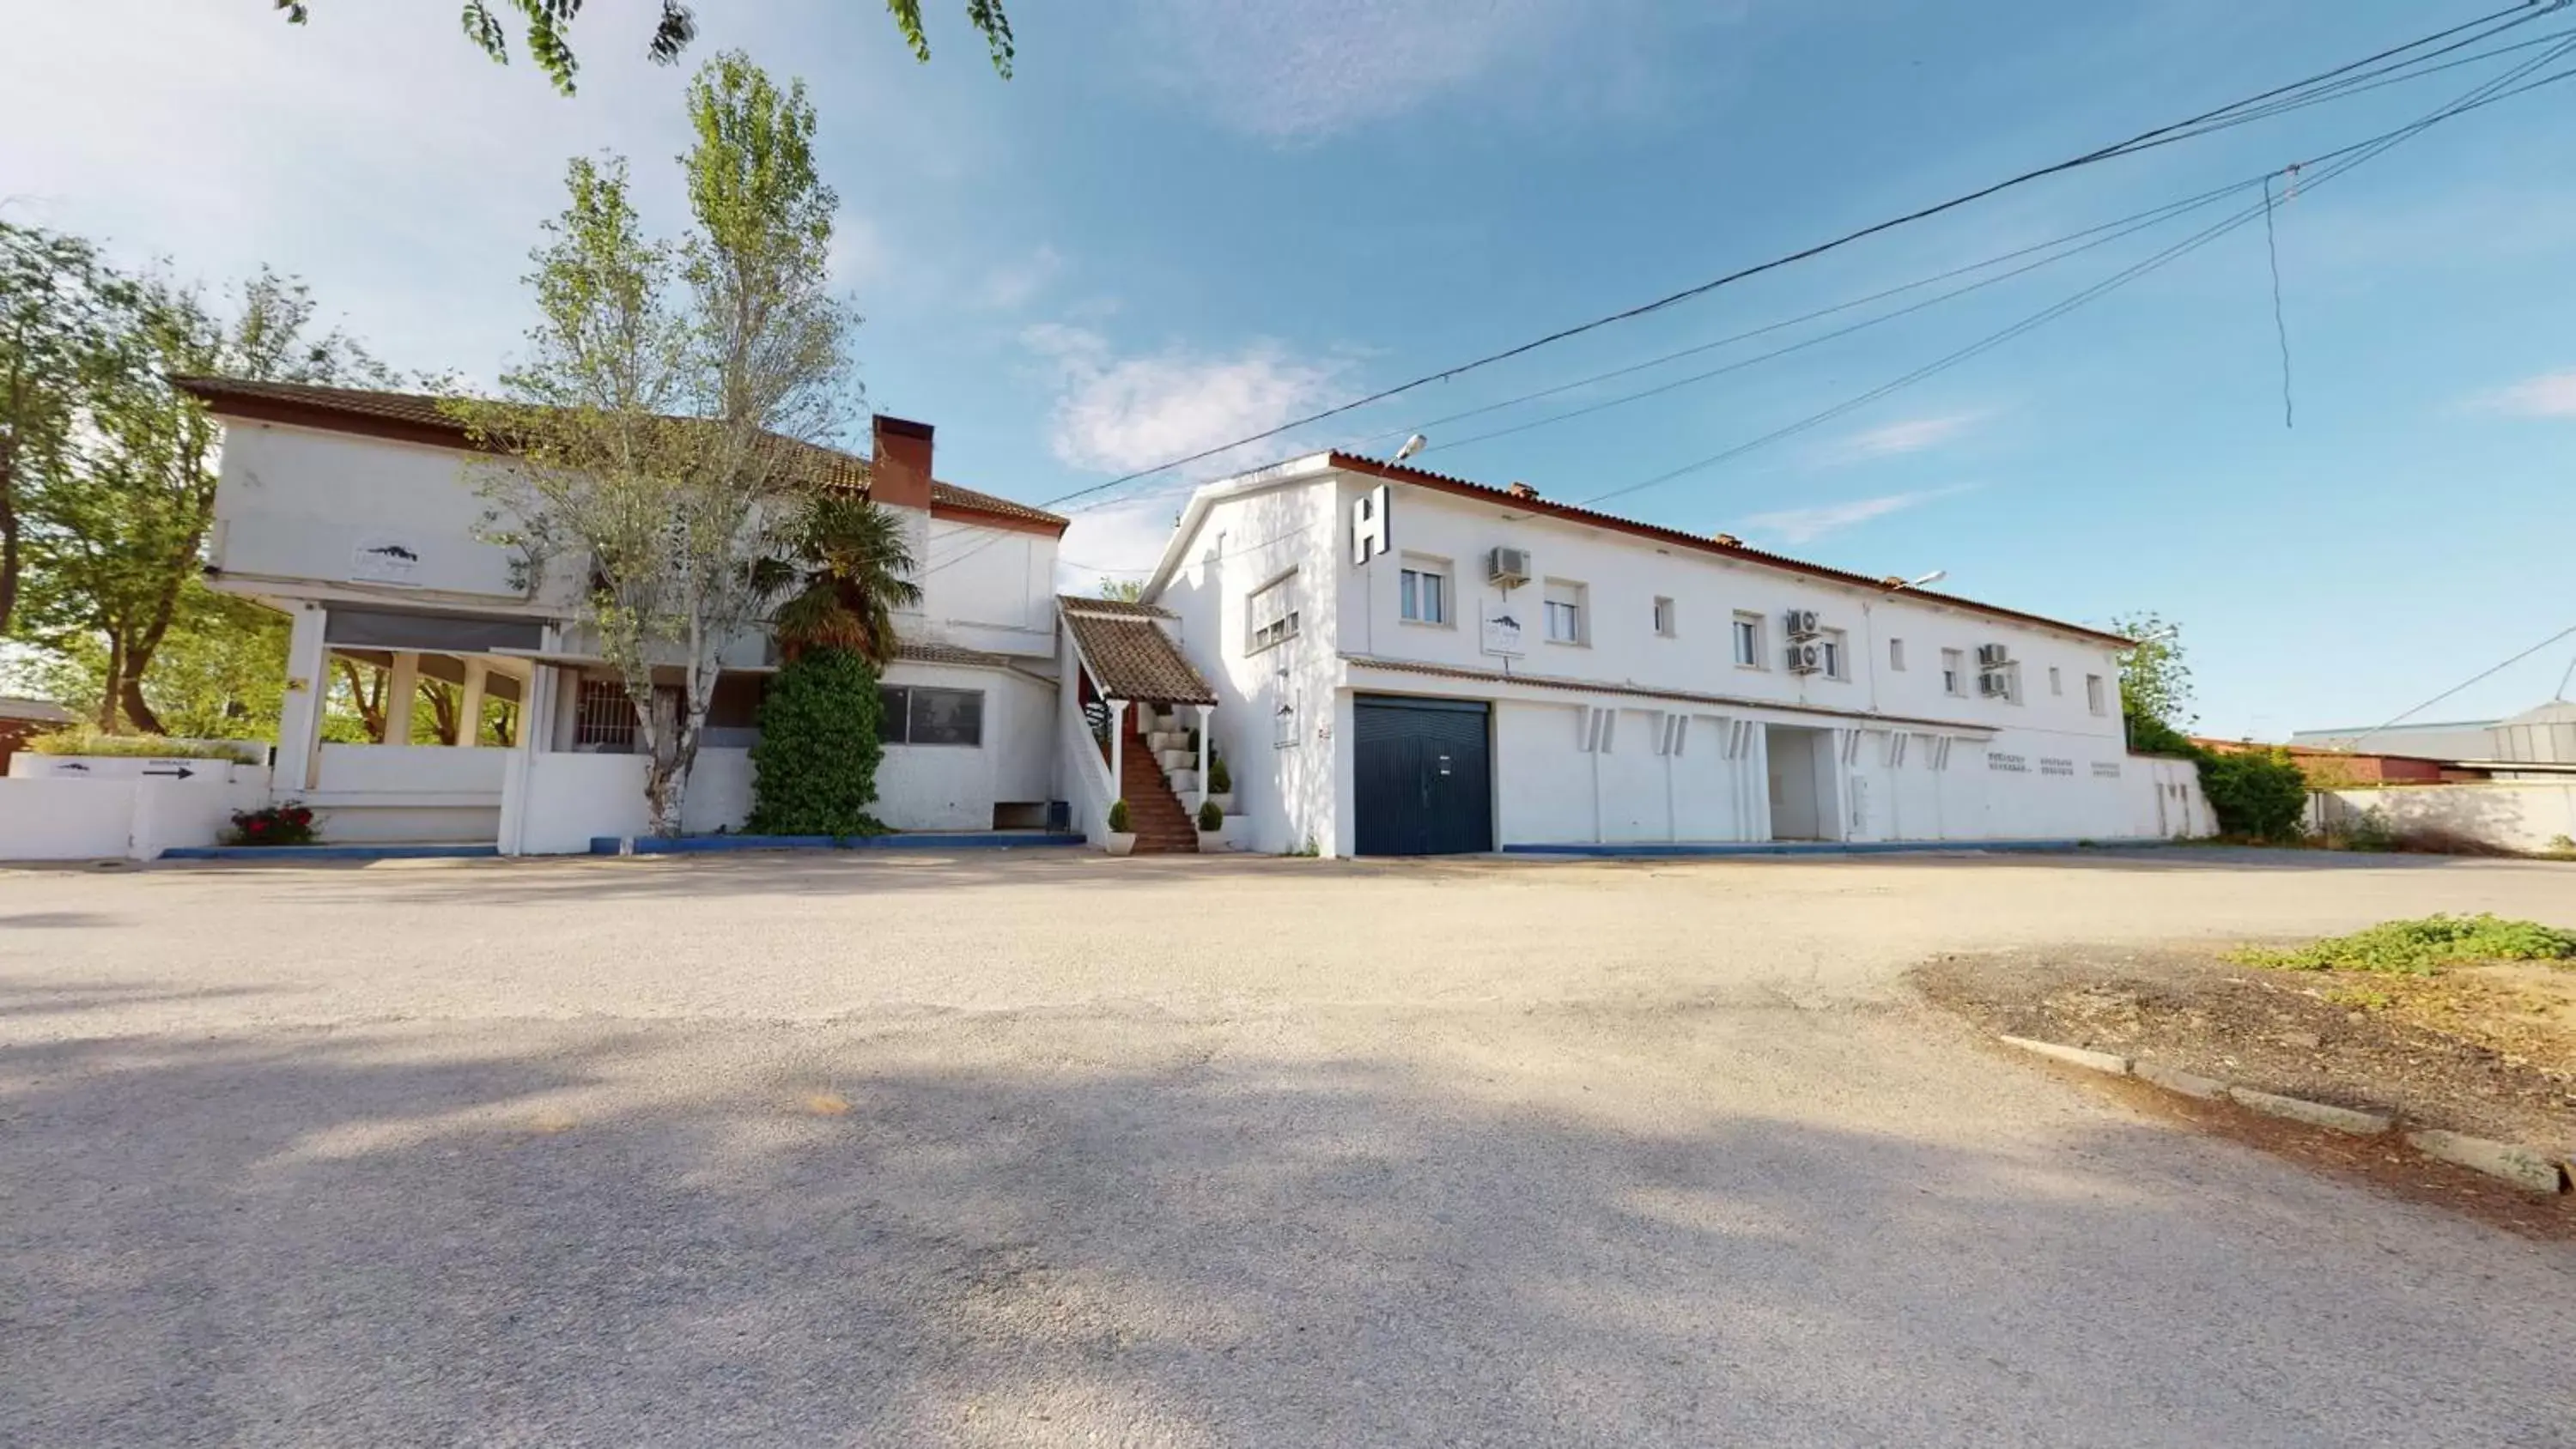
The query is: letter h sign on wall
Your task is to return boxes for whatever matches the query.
[1352,483,1392,567]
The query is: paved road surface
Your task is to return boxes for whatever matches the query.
[3,848,2571,1446]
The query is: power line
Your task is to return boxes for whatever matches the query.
[1001,3,2554,515]
[2341,619,2576,752]
[1574,40,2576,510]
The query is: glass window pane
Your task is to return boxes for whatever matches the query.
[908,688,984,746]
[878,686,908,743]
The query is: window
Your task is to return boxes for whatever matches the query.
[1248,572,1299,653]
[1820,627,1850,681]
[1941,648,1965,696]
[1543,579,1587,645]
[1732,611,1765,669]
[2086,673,2107,716]
[2049,666,2063,696]
[878,685,984,747]
[1652,596,1677,637]
[1399,558,1449,626]
[573,677,637,750]
[1889,637,1907,671]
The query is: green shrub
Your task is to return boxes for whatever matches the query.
[2196,746,2309,841]
[27,728,258,761]
[1108,798,1131,833]
[1198,798,1223,831]
[1208,749,1230,793]
[746,647,888,838]
[2123,712,2197,758]
[2228,913,2576,975]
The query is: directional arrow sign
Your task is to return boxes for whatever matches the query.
[141,766,197,780]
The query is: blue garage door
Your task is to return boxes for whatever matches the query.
[1354,695,1492,856]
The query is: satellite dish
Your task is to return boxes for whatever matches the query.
[1393,433,1426,464]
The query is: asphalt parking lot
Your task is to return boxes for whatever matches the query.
[4,846,2572,1446]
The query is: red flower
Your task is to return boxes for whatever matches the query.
[288,809,313,826]
[246,818,268,833]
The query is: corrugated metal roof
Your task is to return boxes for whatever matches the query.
[170,376,1068,530]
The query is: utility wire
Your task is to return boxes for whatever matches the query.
[1574,39,2576,510]
[2262,172,2295,428]
[985,3,2554,516]
[920,17,2576,585]
[2341,619,2576,752]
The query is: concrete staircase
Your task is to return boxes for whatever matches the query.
[1118,712,1199,854]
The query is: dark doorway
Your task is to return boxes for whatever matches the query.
[1355,695,1493,856]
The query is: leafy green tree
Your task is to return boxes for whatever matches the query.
[272,0,1014,94]
[0,224,132,635]
[745,646,885,836]
[2199,747,2311,842]
[455,52,856,835]
[16,267,383,732]
[1097,576,1145,603]
[2108,610,2193,735]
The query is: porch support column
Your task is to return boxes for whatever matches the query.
[383,652,420,744]
[1107,698,1129,803]
[456,659,490,748]
[1193,702,1212,811]
[273,602,330,794]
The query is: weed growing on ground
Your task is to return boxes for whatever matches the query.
[2229,913,2576,975]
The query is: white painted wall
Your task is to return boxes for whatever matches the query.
[2311,783,2576,854]
[9,754,262,781]
[1150,462,2193,853]
[210,422,569,610]
[0,775,272,860]
[877,662,1052,830]
[313,744,507,797]
[921,518,1059,658]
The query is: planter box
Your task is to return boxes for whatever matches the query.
[1197,828,1226,852]
[1104,831,1138,857]
[1206,791,1235,815]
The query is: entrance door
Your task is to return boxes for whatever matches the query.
[1766,724,1829,840]
[1355,695,1493,855]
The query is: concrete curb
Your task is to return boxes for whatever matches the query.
[2406,1130,2573,1196]
[1993,1033,2571,1195]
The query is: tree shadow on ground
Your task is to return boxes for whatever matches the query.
[4,1020,2568,1447]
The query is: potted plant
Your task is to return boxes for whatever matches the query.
[223,801,319,847]
[1104,798,1137,857]
[1206,749,1234,815]
[1197,797,1226,852]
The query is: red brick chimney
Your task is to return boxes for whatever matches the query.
[871,415,934,512]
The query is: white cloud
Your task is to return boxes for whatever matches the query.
[1023,324,1342,475]
[1817,411,1990,464]
[1741,487,1967,545]
[974,246,1063,311]
[2474,370,2576,418]
[1054,492,1198,595]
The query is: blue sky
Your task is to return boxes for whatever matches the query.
[6,0,2572,738]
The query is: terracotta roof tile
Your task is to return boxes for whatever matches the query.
[170,375,1068,531]
[1062,610,1213,706]
[895,640,1025,669]
[1056,594,1176,620]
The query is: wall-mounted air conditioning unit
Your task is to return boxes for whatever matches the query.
[1488,546,1532,587]
[1976,643,2009,669]
[1786,642,1825,675]
[1784,609,1822,639]
[1978,670,2014,698]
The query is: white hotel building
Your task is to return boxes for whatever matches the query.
[1141,452,2207,857]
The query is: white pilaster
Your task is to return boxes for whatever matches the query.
[384,652,419,743]
[457,659,489,748]
[1107,699,1128,800]
[1194,703,1212,811]
[273,602,329,794]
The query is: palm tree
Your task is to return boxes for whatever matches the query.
[764,492,921,665]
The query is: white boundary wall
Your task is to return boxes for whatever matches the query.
[2310,783,2576,854]
[0,770,272,860]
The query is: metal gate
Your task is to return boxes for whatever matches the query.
[1354,695,1493,856]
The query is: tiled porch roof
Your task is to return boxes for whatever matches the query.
[1059,597,1214,706]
